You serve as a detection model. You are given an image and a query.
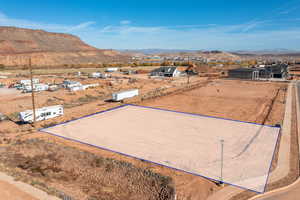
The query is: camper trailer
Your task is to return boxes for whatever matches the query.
[105,68,119,72]
[48,84,60,92]
[19,105,63,123]
[112,89,139,101]
[62,80,82,89]
[23,84,49,93]
[20,79,39,86]
[89,72,102,78]
[69,83,99,92]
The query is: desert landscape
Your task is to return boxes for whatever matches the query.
[0,65,289,200]
[0,10,299,199]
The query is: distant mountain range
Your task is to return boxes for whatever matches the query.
[121,48,300,56]
[119,49,203,55]
[231,49,300,55]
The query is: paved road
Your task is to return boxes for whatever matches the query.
[257,180,300,200]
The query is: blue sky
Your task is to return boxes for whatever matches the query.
[0,0,300,50]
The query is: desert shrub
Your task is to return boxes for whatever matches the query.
[0,139,175,200]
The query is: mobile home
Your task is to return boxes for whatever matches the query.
[112,89,139,101]
[19,105,63,123]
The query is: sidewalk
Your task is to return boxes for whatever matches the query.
[0,172,59,200]
[207,83,293,200]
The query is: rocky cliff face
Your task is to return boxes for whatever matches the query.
[0,26,128,66]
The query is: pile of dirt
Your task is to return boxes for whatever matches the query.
[0,139,175,200]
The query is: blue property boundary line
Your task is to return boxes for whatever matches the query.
[39,104,281,193]
[40,129,264,194]
[40,104,280,130]
[127,104,280,128]
[40,104,128,130]
[263,128,282,193]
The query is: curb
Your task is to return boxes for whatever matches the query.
[248,178,300,200]
[248,81,300,200]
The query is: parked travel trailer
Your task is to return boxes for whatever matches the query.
[20,79,39,85]
[82,83,99,89]
[19,105,63,123]
[89,72,102,78]
[48,84,60,92]
[112,89,139,101]
[69,83,99,92]
[23,84,49,93]
[62,80,82,89]
[69,85,84,92]
[105,68,119,72]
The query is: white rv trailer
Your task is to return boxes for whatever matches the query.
[89,72,102,78]
[69,85,84,92]
[69,83,99,92]
[112,89,139,101]
[83,83,99,89]
[62,80,82,89]
[20,79,39,85]
[19,105,63,123]
[48,84,60,92]
[100,73,110,79]
[105,67,119,72]
[23,84,49,93]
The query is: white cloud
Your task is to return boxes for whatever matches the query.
[67,21,96,31]
[0,11,95,33]
[241,20,268,32]
[120,20,131,25]
[0,11,300,50]
[88,21,300,50]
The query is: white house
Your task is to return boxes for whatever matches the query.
[150,66,181,77]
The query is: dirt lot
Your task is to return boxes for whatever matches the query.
[0,76,287,200]
[42,104,280,193]
[140,79,287,126]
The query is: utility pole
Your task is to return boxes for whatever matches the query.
[220,139,224,186]
[187,56,190,85]
[29,58,36,127]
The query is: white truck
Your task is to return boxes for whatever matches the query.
[112,89,139,101]
[19,105,64,123]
